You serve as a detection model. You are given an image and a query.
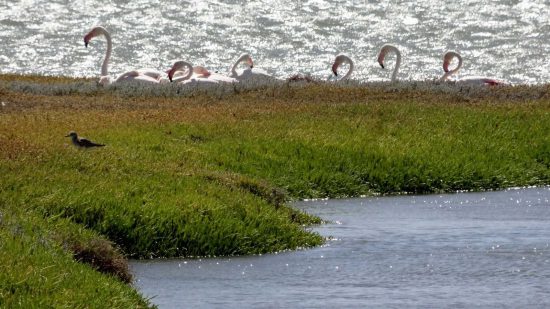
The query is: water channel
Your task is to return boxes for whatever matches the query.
[131,186,550,308]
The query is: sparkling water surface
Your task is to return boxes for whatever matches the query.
[0,0,549,84]
[131,187,550,308]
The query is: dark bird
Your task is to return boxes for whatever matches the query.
[65,131,105,148]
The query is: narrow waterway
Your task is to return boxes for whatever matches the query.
[131,187,550,308]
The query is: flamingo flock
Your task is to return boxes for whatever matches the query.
[84,26,506,87]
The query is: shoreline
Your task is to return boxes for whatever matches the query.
[1,74,549,307]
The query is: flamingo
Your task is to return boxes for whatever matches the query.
[167,60,237,83]
[167,61,220,85]
[377,44,402,82]
[229,54,275,81]
[83,26,164,85]
[205,70,238,83]
[331,54,354,80]
[439,51,505,85]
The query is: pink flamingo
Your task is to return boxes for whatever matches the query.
[84,26,164,85]
[331,54,354,80]
[229,54,275,81]
[439,51,506,86]
[167,60,237,84]
[167,61,223,85]
[377,44,402,82]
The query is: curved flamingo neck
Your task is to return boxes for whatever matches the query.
[171,61,194,82]
[388,45,401,82]
[378,44,401,82]
[441,51,462,81]
[378,45,401,82]
[341,56,354,80]
[439,72,452,82]
[231,54,250,77]
[97,27,112,77]
[393,49,401,82]
[449,52,462,75]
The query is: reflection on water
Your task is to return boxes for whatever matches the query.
[131,187,550,308]
[0,1,549,84]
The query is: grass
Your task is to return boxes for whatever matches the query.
[1,74,549,306]
[211,99,549,197]
[0,202,151,308]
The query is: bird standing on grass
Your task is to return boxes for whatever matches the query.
[65,131,105,148]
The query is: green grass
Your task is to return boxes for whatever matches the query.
[1,75,549,306]
[202,99,549,197]
[1,136,322,259]
[0,203,152,308]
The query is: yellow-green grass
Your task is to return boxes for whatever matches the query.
[1,74,549,305]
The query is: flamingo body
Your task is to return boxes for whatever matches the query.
[84,26,163,85]
[167,61,220,85]
[440,51,506,86]
[230,54,275,81]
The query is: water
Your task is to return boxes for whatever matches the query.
[1,1,549,84]
[131,187,550,308]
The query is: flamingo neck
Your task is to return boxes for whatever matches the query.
[390,46,401,82]
[100,28,112,77]
[439,72,453,82]
[231,55,248,77]
[441,52,462,81]
[172,62,194,82]
[450,52,462,76]
[342,56,354,80]
[391,48,401,82]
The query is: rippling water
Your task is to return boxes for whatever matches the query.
[0,0,549,84]
[131,187,550,308]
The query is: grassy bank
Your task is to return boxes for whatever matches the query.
[0,203,151,308]
[1,74,549,306]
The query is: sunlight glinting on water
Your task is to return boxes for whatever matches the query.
[131,187,550,308]
[0,0,548,83]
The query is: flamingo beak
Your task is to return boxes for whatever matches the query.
[331,63,339,76]
[443,61,450,73]
[167,69,174,82]
[248,59,254,69]
[165,69,174,81]
[84,34,91,48]
[378,57,385,69]
[377,52,386,69]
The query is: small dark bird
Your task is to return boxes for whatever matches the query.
[65,131,105,148]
